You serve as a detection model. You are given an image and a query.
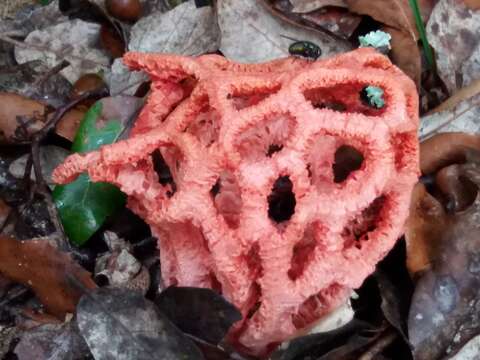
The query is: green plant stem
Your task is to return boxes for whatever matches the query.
[408,0,435,70]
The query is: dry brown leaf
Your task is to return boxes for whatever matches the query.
[387,26,421,87]
[347,0,437,35]
[0,92,48,145]
[343,0,437,84]
[346,0,418,39]
[0,236,97,319]
[405,183,447,274]
[464,0,480,11]
[55,107,87,142]
[427,78,480,114]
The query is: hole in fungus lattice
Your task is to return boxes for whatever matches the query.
[152,149,177,197]
[267,176,296,223]
[333,145,364,183]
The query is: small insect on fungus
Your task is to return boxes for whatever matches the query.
[281,35,322,60]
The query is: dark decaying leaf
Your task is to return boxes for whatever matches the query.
[0,236,96,319]
[299,7,362,39]
[76,287,204,360]
[265,0,361,39]
[155,287,242,345]
[14,320,91,360]
[0,157,25,205]
[53,96,143,246]
[13,197,56,239]
[58,0,127,59]
[59,0,110,24]
[271,320,378,360]
[372,238,414,346]
[408,152,480,359]
[0,61,72,108]
[375,271,409,342]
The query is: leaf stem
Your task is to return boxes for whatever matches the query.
[408,0,436,70]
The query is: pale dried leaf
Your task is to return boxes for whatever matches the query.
[129,0,219,55]
[426,0,480,93]
[218,0,350,63]
[14,322,90,360]
[419,94,480,139]
[77,288,203,360]
[290,0,347,13]
[14,19,110,83]
[106,58,149,96]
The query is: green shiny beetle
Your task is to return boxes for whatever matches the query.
[281,35,322,60]
[288,41,322,60]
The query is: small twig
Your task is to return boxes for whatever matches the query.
[29,60,70,91]
[0,33,110,68]
[358,330,397,360]
[0,285,30,309]
[29,88,108,251]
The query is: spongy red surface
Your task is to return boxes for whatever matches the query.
[53,48,419,355]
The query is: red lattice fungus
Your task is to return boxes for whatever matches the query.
[53,48,419,356]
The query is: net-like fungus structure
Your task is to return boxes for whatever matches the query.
[53,48,419,356]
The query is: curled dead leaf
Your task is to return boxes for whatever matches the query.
[420,132,480,174]
[406,133,480,275]
[0,92,48,145]
[0,236,97,319]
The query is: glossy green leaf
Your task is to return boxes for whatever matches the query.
[53,100,136,246]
